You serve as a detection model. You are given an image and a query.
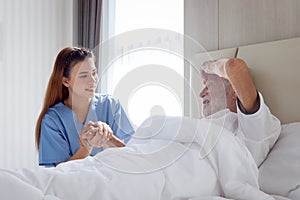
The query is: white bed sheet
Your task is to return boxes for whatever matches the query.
[259,122,300,200]
[0,116,275,200]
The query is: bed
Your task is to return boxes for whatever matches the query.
[1,38,300,200]
[191,37,300,200]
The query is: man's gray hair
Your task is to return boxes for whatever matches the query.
[201,59,232,88]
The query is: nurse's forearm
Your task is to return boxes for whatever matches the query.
[69,145,90,160]
[56,146,90,166]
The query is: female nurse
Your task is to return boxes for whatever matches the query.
[35,47,135,167]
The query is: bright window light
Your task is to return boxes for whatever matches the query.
[107,0,184,128]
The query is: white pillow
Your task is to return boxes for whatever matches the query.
[259,122,300,199]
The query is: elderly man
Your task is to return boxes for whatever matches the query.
[200,58,281,166]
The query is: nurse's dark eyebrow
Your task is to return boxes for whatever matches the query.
[78,69,97,74]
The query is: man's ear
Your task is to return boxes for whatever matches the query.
[62,77,70,87]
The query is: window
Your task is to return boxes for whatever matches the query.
[101,0,184,128]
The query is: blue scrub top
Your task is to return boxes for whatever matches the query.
[39,94,135,167]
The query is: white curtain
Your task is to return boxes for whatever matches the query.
[0,0,73,169]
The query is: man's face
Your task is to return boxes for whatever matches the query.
[199,71,231,117]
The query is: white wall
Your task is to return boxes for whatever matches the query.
[0,0,73,169]
[184,0,300,117]
[218,0,300,49]
[184,0,300,52]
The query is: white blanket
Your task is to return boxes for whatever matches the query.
[0,116,275,200]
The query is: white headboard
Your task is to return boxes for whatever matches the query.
[192,37,300,124]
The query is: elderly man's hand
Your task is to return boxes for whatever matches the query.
[201,58,230,79]
[79,121,113,151]
[89,121,113,147]
[87,121,113,148]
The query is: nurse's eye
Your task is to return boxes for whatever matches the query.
[92,71,97,76]
[79,75,87,78]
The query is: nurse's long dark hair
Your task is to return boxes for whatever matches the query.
[35,47,95,149]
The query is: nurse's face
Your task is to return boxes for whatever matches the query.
[63,58,98,99]
[199,71,235,117]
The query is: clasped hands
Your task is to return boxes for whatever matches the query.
[79,121,113,153]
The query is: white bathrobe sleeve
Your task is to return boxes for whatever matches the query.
[206,127,275,200]
[236,92,281,166]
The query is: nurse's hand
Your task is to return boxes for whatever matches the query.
[84,121,113,148]
[79,123,96,153]
[87,121,126,148]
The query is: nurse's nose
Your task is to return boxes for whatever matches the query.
[89,73,97,83]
